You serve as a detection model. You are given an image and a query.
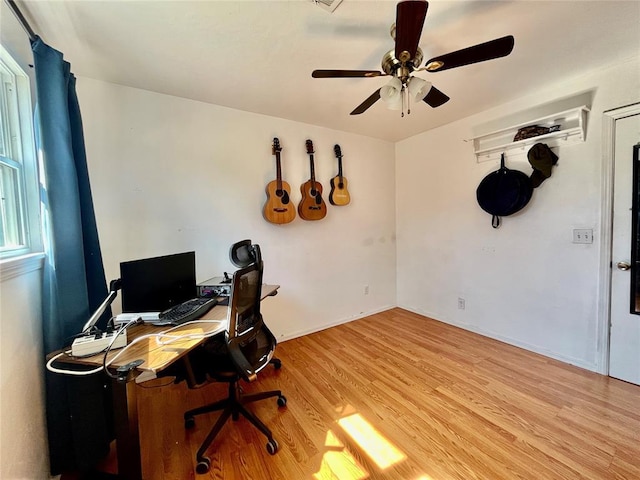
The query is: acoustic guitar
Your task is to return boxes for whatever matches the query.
[263,137,296,224]
[329,144,351,206]
[298,139,327,221]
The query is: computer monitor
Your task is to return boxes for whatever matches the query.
[120,251,196,312]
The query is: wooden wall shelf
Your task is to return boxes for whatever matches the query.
[473,106,590,163]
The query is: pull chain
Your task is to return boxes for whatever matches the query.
[399,84,411,117]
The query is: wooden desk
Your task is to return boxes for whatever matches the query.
[54,285,279,480]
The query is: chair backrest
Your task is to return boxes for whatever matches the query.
[169,242,269,388]
[226,261,264,346]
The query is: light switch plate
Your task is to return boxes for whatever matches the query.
[573,229,593,244]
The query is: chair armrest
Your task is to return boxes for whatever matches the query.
[227,341,258,382]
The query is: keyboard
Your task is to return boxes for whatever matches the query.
[158,297,218,326]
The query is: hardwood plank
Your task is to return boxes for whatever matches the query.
[128,308,640,479]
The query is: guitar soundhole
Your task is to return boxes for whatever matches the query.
[338,183,344,189]
[310,189,317,197]
[278,190,290,204]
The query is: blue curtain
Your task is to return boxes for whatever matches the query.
[33,36,109,352]
[32,36,113,474]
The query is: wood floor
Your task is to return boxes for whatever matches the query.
[133,308,640,479]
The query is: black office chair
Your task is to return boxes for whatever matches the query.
[183,242,286,474]
[229,240,282,370]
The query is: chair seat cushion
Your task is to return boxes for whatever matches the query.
[200,327,274,379]
[237,328,274,372]
[196,336,237,381]
[166,325,277,386]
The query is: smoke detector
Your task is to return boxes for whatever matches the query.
[310,0,343,13]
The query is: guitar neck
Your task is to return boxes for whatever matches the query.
[309,154,316,186]
[275,152,283,190]
[334,145,344,182]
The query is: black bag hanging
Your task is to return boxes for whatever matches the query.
[476,153,533,228]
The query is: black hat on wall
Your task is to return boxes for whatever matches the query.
[528,143,559,187]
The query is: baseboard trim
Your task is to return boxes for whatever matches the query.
[278,304,396,343]
[398,305,599,373]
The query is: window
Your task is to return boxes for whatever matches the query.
[0,45,40,259]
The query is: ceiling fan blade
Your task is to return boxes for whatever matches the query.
[312,69,385,78]
[350,89,381,115]
[424,35,515,72]
[422,86,449,108]
[394,0,428,62]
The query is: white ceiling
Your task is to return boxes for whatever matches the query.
[9,0,640,142]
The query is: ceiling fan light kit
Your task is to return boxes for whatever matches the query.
[311,0,515,116]
[408,77,432,103]
[380,77,403,110]
[380,76,432,116]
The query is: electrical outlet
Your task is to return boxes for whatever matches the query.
[573,229,593,244]
[458,297,465,310]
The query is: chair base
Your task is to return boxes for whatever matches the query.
[184,380,286,474]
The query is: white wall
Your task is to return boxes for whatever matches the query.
[396,57,640,371]
[77,78,397,341]
[0,262,49,479]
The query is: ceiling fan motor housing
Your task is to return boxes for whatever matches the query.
[382,47,423,80]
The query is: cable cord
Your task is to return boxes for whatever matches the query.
[103,319,226,379]
[46,318,226,377]
[152,319,226,346]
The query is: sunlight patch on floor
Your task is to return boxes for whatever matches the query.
[338,413,406,469]
[313,429,369,480]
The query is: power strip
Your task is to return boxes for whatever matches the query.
[71,330,127,357]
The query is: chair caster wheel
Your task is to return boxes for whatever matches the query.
[196,456,211,474]
[272,359,282,369]
[277,395,287,407]
[185,416,195,429]
[266,439,279,455]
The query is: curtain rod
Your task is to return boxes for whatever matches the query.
[5,0,37,42]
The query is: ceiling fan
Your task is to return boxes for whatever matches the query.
[312,0,514,115]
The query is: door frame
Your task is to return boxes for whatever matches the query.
[597,102,640,375]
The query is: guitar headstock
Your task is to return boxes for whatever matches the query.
[305,139,314,154]
[334,144,342,158]
[272,137,281,155]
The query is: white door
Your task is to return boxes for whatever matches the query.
[610,111,640,385]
